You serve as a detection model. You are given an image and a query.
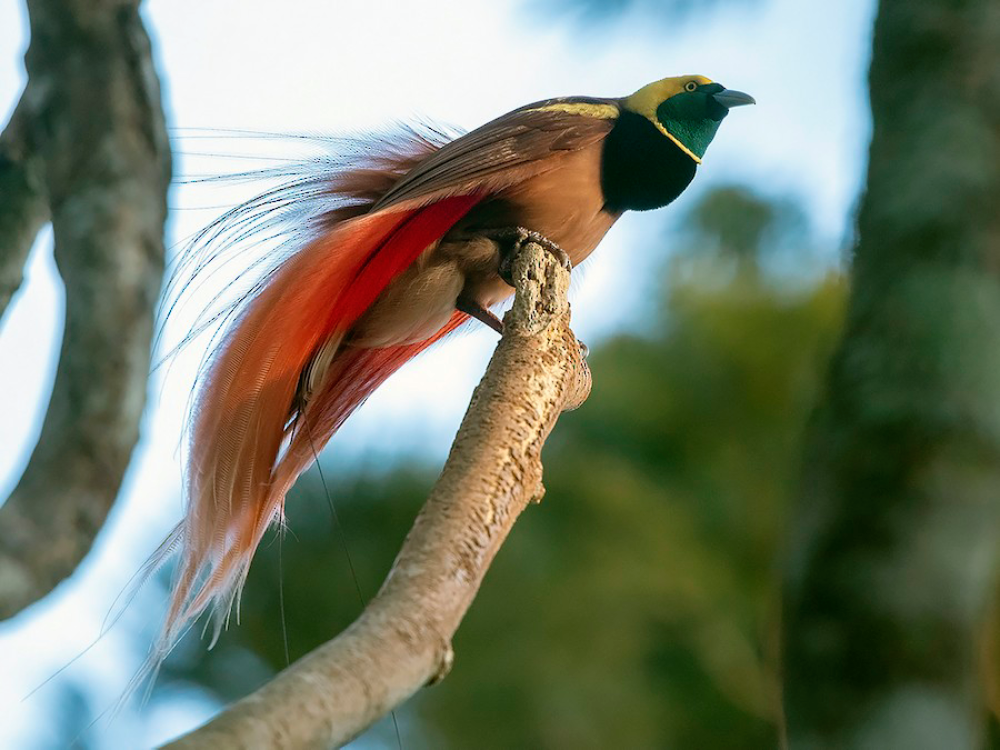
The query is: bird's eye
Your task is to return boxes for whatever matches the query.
[684,81,698,92]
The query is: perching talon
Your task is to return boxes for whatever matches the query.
[490,227,573,287]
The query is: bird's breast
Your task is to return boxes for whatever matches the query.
[453,143,618,264]
[445,143,618,308]
[351,142,619,347]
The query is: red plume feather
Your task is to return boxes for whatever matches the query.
[145,128,481,668]
[165,195,480,645]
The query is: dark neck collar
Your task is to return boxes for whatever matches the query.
[601,110,698,214]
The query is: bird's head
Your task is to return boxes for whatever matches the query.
[623,75,755,163]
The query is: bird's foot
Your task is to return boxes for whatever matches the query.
[487,227,572,287]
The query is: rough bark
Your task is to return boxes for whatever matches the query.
[0,94,47,317]
[782,1,1000,748]
[0,0,170,620]
[162,242,591,749]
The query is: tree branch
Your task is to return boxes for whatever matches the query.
[0,0,170,620]
[162,242,591,749]
[0,91,47,318]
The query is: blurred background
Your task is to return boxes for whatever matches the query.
[0,0,892,746]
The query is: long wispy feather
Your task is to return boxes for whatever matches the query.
[138,123,476,682]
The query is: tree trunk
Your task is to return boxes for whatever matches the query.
[782,1,1000,748]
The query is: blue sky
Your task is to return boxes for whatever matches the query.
[0,0,875,745]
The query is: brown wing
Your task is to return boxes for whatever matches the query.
[373,96,620,210]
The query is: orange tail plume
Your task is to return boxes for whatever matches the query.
[152,178,481,663]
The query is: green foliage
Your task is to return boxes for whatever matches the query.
[684,185,808,267]
[156,186,846,748]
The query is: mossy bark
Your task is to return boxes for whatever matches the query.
[783,1,1000,747]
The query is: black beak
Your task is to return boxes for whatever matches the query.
[712,89,756,108]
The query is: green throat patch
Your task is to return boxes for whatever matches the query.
[655,93,727,160]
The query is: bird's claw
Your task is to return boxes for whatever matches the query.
[490,227,572,287]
